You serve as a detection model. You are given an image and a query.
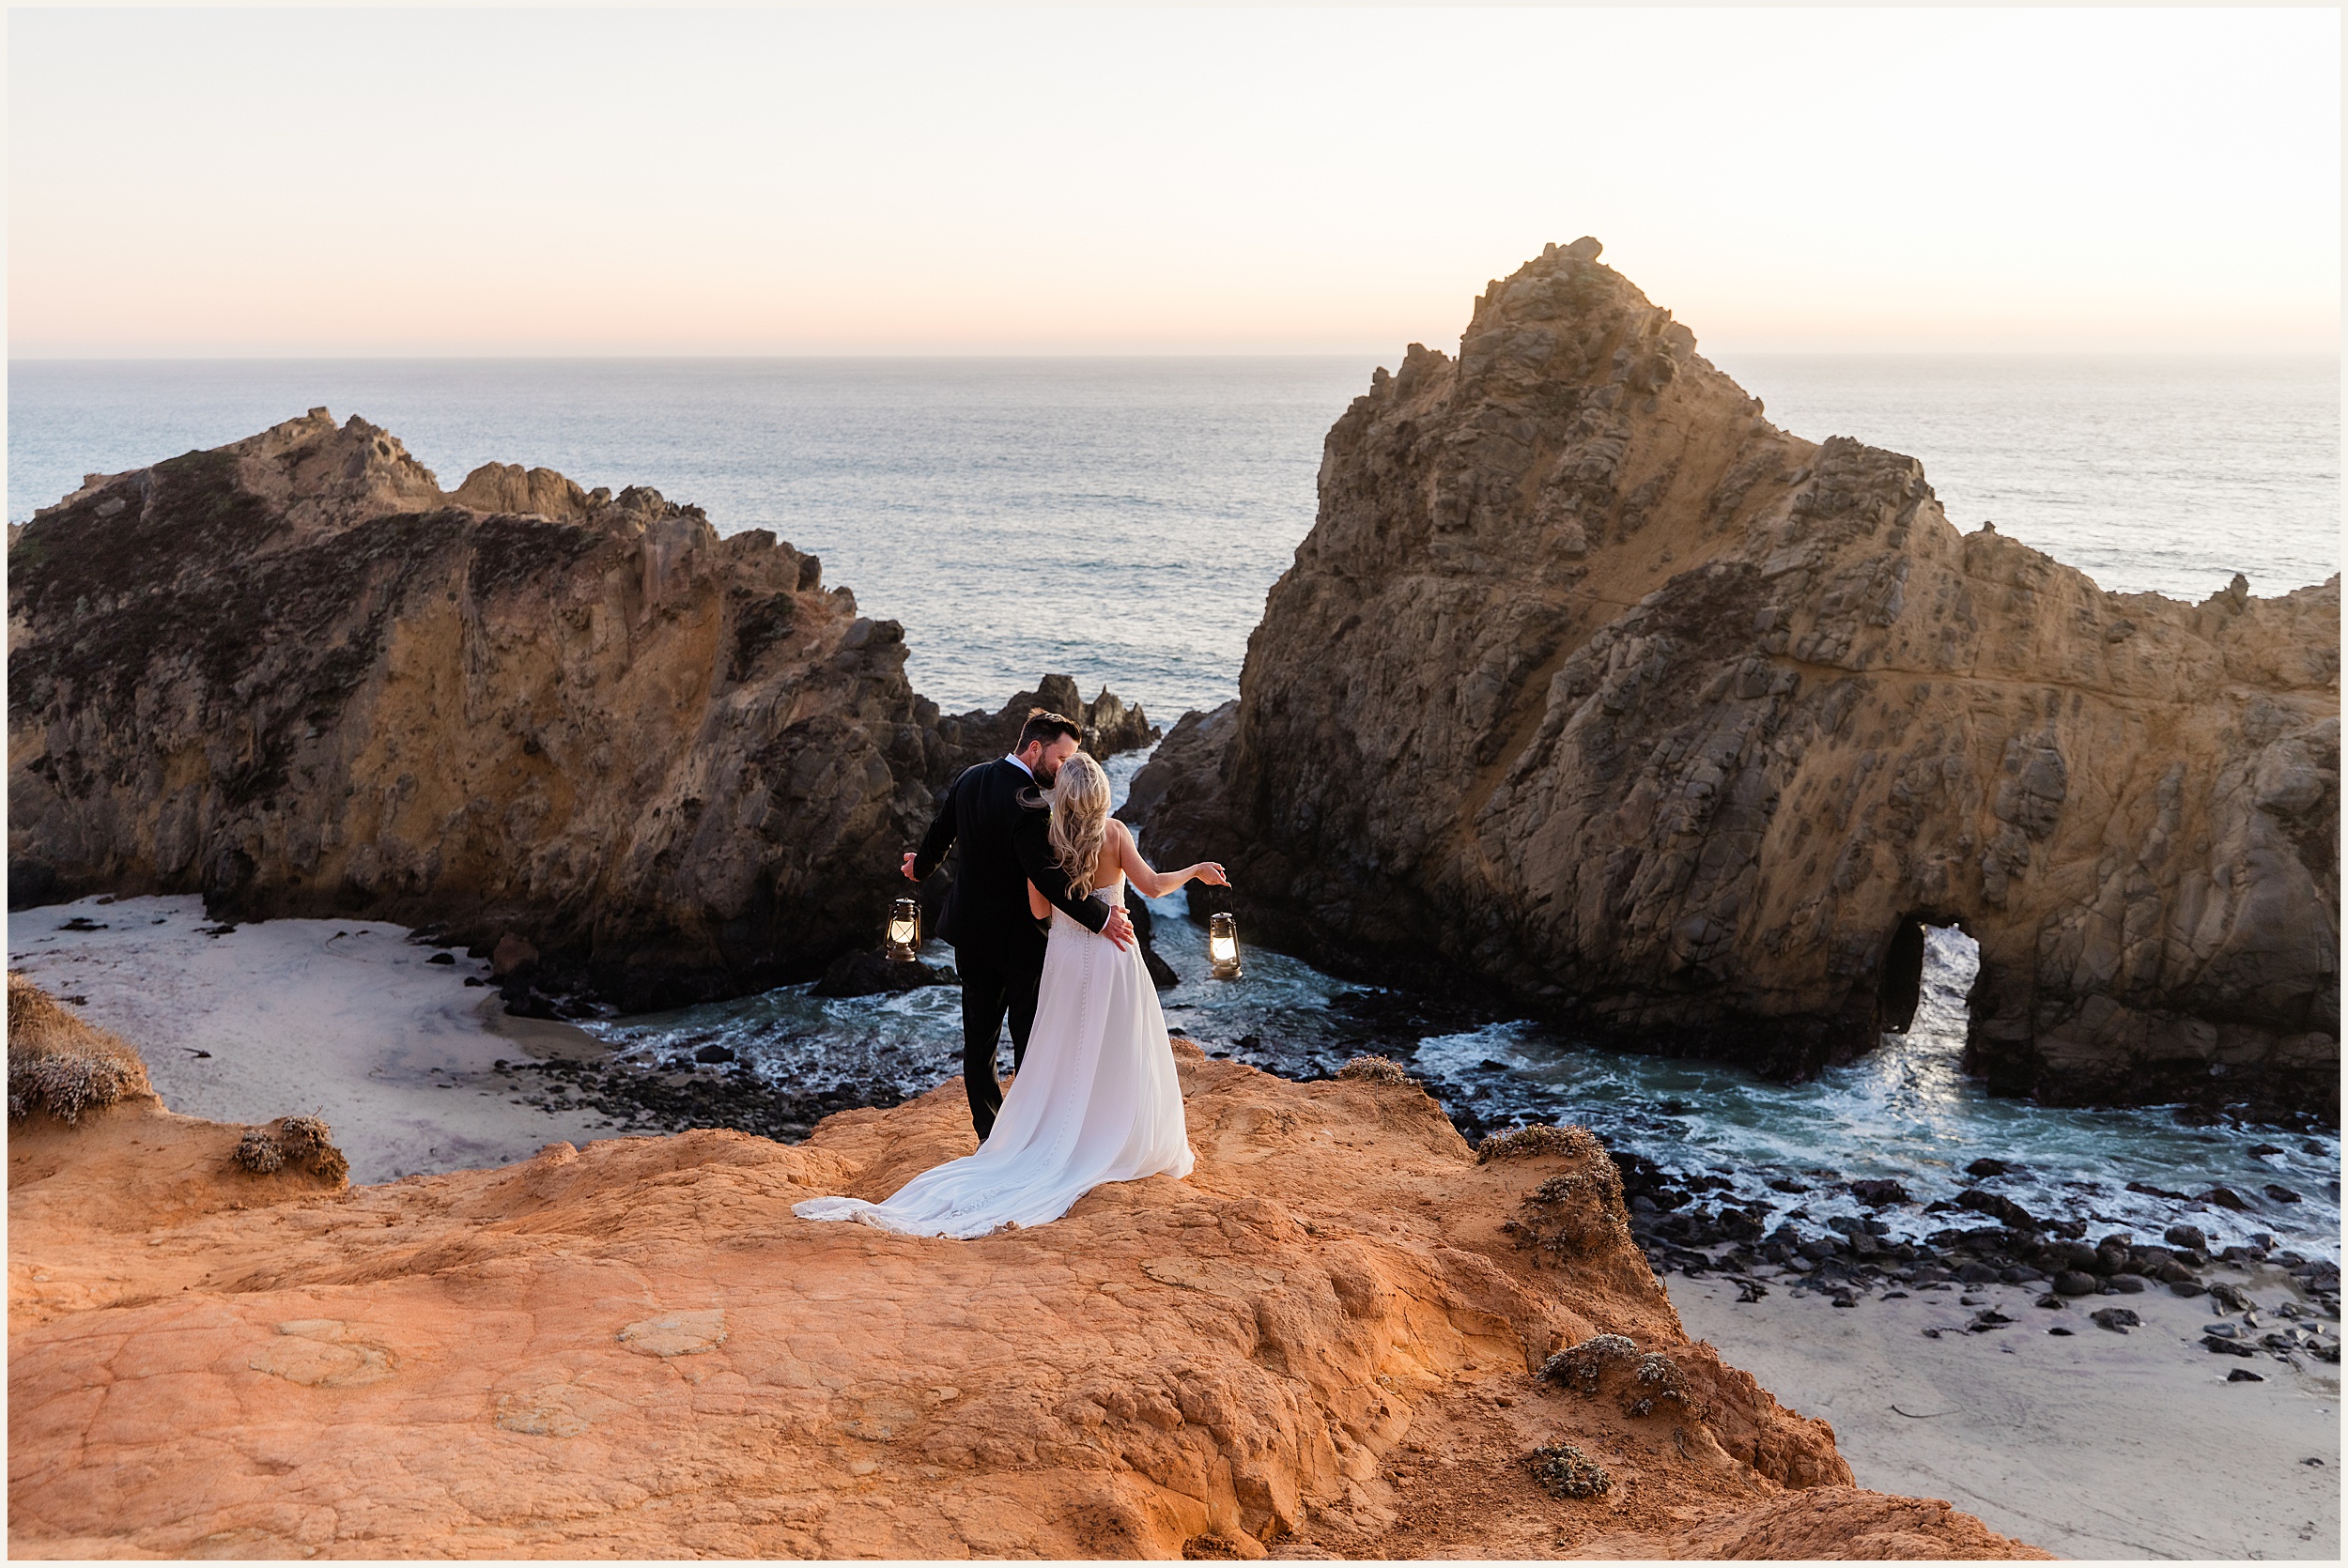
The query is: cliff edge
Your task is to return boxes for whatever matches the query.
[7,410,1151,1012]
[8,988,2041,1560]
[1133,238,2339,1115]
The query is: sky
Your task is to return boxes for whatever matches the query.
[8,5,2340,357]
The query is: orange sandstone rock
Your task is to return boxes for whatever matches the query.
[8,1002,2043,1559]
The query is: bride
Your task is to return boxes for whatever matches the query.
[792,753,1228,1237]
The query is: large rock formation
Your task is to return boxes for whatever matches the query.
[1133,238,2339,1115]
[8,409,1152,1012]
[8,987,2042,1560]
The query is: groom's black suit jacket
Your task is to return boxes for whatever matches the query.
[913,757,1111,961]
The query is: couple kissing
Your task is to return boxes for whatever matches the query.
[794,708,1228,1237]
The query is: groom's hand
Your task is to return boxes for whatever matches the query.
[1103,906,1135,950]
[901,852,919,881]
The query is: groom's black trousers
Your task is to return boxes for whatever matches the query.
[955,936,1045,1142]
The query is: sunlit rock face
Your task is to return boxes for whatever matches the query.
[1134,239,2340,1115]
[6,411,1152,1013]
[8,992,2049,1560]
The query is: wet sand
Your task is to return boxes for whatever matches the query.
[8,895,618,1184]
[1676,1270,2341,1559]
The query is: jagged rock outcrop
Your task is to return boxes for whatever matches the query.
[8,409,1151,1012]
[1134,239,2340,1115]
[8,986,2041,1560]
[938,671,1160,761]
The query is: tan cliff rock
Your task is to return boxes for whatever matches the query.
[7,409,1151,1012]
[8,988,2042,1560]
[1134,238,2339,1114]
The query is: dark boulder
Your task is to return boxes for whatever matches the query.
[811,949,956,999]
[1956,1188,2042,1231]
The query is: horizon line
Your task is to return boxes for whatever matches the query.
[13,347,2341,365]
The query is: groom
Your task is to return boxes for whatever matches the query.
[904,709,1135,1140]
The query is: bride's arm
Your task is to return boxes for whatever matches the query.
[1027,880,1050,920]
[1114,821,1227,899]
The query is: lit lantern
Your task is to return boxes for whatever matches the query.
[1208,912,1243,980]
[884,897,921,962]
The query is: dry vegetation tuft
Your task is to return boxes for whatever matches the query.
[1335,1054,1409,1084]
[234,1115,351,1185]
[1475,1122,1605,1163]
[1497,1127,1631,1261]
[8,974,151,1124]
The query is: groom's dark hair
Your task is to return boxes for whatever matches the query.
[1016,708,1083,753]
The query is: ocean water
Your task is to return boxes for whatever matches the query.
[8,354,2340,1258]
[6,357,1367,717]
[1717,353,2341,607]
[8,353,2338,716]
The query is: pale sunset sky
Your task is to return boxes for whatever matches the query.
[8,4,2340,358]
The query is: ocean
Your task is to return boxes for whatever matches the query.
[8,352,2338,716]
[8,354,2340,1260]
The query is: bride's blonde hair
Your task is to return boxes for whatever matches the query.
[1048,753,1111,899]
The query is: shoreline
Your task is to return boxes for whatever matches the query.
[1675,1270,2341,1559]
[7,895,615,1184]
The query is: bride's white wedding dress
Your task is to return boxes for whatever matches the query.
[792,876,1194,1237]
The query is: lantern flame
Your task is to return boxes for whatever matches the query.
[884,898,921,961]
[1208,912,1243,980]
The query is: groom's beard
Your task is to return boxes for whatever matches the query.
[1035,760,1059,786]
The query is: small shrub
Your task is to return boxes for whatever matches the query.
[276,1115,332,1157]
[1540,1332,1640,1396]
[1477,1123,1597,1162]
[234,1115,349,1184]
[7,977,149,1126]
[1336,1054,1408,1084]
[235,1130,286,1173]
[1526,1441,1611,1499]
[1502,1138,1630,1262]
[1623,1351,1704,1419]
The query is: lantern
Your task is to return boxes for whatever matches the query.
[884,897,921,962]
[1207,912,1243,980]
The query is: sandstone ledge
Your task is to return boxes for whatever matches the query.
[8,1004,2041,1560]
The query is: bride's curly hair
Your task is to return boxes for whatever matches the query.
[1048,753,1111,899]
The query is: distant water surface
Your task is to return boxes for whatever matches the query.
[7,352,2338,1256]
[1716,352,2340,607]
[8,353,2338,718]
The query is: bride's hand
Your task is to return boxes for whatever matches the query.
[1192,862,1229,887]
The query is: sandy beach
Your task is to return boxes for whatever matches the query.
[1677,1270,2341,1559]
[7,895,616,1184]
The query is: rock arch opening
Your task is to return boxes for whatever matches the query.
[1878,916,1981,1040]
